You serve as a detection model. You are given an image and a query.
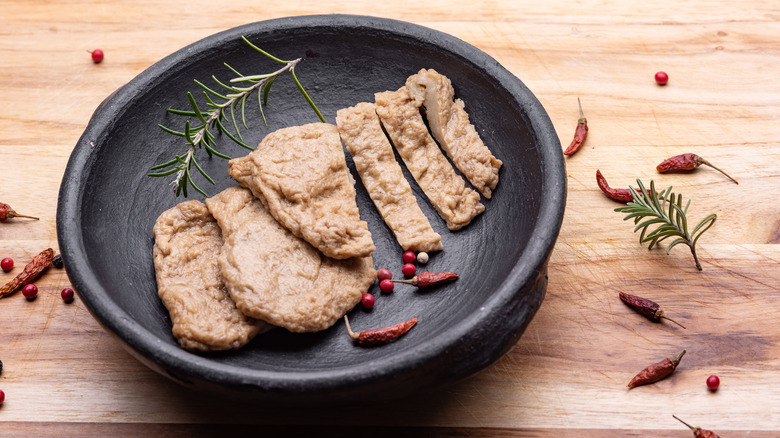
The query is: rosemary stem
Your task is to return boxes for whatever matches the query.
[690,245,702,271]
[173,147,195,191]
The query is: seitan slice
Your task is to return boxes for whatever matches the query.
[336,102,443,252]
[152,200,265,352]
[375,86,485,230]
[406,68,502,198]
[205,187,376,333]
[228,123,375,260]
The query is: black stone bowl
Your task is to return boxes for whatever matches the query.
[57,15,565,403]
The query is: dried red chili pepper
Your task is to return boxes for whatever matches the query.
[391,271,459,288]
[343,315,417,347]
[673,415,720,438]
[0,202,39,221]
[563,98,588,156]
[656,153,738,185]
[596,170,651,203]
[619,292,686,329]
[628,350,686,388]
[0,248,54,298]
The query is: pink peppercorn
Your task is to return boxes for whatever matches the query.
[91,49,104,63]
[361,293,375,309]
[1,258,12,272]
[402,263,416,277]
[655,71,669,85]
[706,375,720,391]
[402,251,416,264]
[61,288,75,303]
[22,283,38,300]
[379,279,394,293]
[377,268,392,281]
[0,389,5,406]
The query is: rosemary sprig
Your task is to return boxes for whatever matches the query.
[148,36,325,197]
[615,180,717,271]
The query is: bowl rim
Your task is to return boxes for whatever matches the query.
[57,14,566,395]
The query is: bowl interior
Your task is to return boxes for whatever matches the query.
[59,15,563,396]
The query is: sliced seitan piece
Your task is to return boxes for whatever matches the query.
[228,123,375,260]
[375,86,485,230]
[406,68,502,199]
[152,200,265,352]
[205,187,376,333]
[336,102,443,252]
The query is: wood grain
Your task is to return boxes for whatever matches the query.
[1,0,779,435]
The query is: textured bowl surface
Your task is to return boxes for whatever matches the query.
[57,15,565,403]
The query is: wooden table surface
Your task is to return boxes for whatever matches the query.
[2,0,779,436]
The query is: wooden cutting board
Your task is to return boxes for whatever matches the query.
[1,0,779,436]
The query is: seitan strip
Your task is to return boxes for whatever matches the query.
[152,200,266,352]
[336,102,443,252]
[228,123,375,260]
[375,86,484,230]
[406,68,502,198]
[205,187,376,333]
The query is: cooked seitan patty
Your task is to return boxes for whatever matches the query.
[336,102,443,252]
[152,200,265,352]
[375,86,485,230]
[406,68,503,199]
[229,123,375,260]
[205,187,376,333]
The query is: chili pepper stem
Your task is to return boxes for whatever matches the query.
[11,213,39,220]
[576,97,585,123]
[672,415,696,431]
[656,310,686,329]
[5,210,39,220]
[390,278,415,285]
[698,157,738,185]
[343,315,359,341]
[671,350,687,367]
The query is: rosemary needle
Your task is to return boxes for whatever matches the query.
[148,36,325,197]
[614,179,717,271]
